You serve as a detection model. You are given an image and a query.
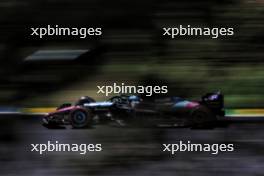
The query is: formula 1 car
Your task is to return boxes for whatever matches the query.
[42,92,225,129]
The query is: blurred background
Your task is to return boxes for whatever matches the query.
[0,0,264,175]
[0,0,263,108]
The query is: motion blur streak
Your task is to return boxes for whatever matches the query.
[25,49,89,61]
[0,0,263,108]
[0,0,264,176]
[19,107,264,117]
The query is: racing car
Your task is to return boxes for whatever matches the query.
[42,92,225,129]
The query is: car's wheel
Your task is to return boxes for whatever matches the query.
[190,106,216,128]
[70,109,93,128]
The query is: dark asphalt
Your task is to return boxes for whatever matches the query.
[1,115,264,176]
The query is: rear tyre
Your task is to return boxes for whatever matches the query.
[190,106,216,128]
[70,109,93,128]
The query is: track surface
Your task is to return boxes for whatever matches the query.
[1,115,264,176]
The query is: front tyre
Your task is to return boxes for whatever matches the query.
[70,109,93,128]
